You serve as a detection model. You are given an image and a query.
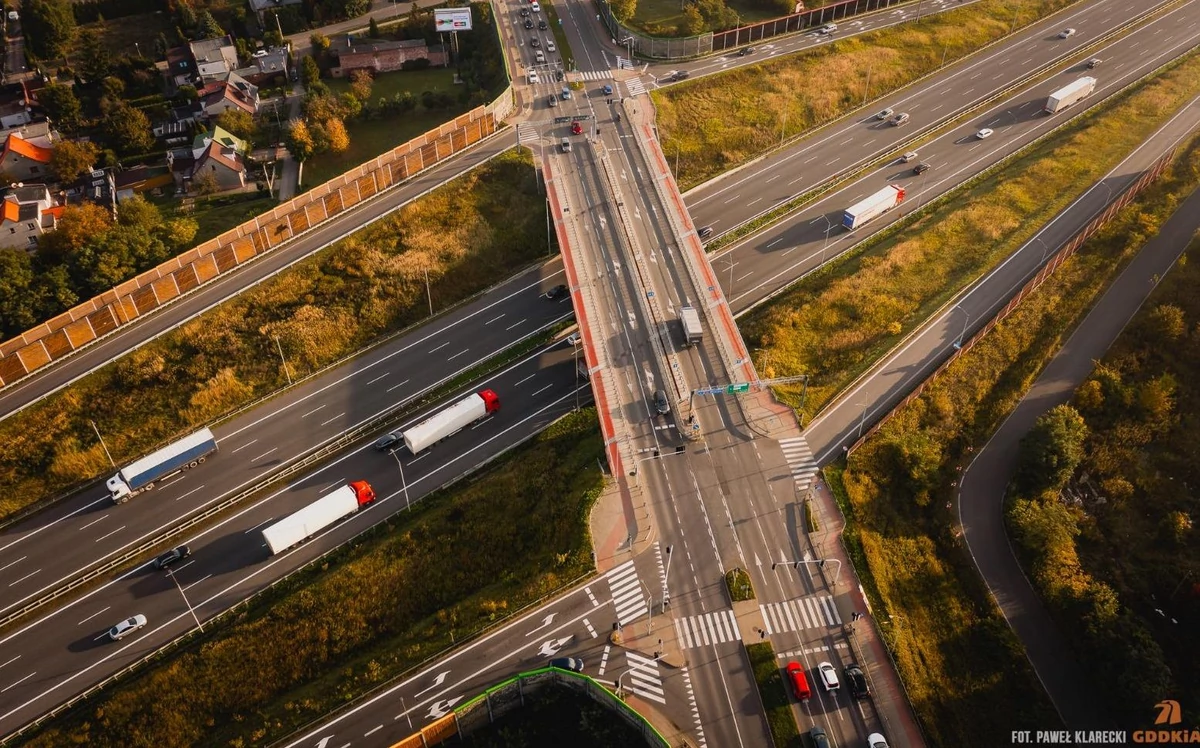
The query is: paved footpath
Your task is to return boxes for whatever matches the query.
[959,185,1200,730]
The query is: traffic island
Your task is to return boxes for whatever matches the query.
[746,641,802,748]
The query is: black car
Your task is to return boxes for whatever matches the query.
[530,36,540,47]
[810,726,831,748]
[672,70,690,81]
[698,225,714,239]
[519,6,530,15]
[524,18,533,29]
[737,46,755,56]
[912,162,931,175]
[374,432,402,452]
[844,664,870,699]
[546,94,557,108]
[555,69,565,81]
[549,657,584,671]
[545,284,569,300]
[653,389,671,415]
[538,19,547,29]
[155,545,191,570]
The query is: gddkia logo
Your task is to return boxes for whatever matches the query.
[1134,700,1199,743]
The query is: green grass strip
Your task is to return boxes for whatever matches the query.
[746,642,802,748]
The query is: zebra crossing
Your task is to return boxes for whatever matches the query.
[516,122,540,145]
[574,69,615,81]
[625,77,647,97]
[607,558,648,625]
[622,651,666,704]
[779,436,819,496]
[673,608,742,650]
[760,595,842,635]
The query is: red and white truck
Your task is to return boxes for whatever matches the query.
[261,480,376,555]
[842,185,905,230]
[400,389,500,454]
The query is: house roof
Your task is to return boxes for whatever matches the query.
[339,36,429,56]
[189,36,235,65]
[11,185,49,203]
[2,133,53,163]
[200,76,258,115]
[1,200,18,223]
[195,140,244,174]
[248,0,301,11]
[193,126,247,154]
[0,82,28,107]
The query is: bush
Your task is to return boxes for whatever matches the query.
[725,567,755,601]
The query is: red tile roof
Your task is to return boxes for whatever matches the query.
[2,134,53,164]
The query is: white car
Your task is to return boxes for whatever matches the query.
[975,127,994,139]
[108,614,148,641]
[819,22,837,34]
[527,70,540,84]
[868,733,890,748]
[817,661,840,691]
[1058,27,1075,39]
[547,40,556,53]
[531,1,541,11]
[875,107,894,121]
[900,151,918,163]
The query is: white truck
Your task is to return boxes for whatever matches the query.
[842,185,906,230]
[261,480,376,555]
[402,389,500,454]
[680,306,703,346]
[106,428,218,503]
[1044,77,1096,114]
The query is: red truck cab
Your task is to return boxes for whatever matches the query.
[478,389,501,414]
[349,480,376,506]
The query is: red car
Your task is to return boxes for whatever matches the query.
[786,662,811,701]
[571,121,582,135]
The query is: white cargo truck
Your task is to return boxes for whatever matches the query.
[841,185,906,230]
[261,481,376,555]
[1044,77,1096,114]
[107,428,218,503]
[401,389,500,454]
[680,306,703,346]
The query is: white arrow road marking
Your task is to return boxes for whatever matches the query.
[538,636,572,657]
[427,696,463,719]
[526,613,557,636]
[414,671,449,698]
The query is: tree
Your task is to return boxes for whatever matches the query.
[609,0,637,22]
[323,117,349,153]
[21,0,76,60]
[214,109,258,145]
[285,119,315,162]
[192,169,221,195]
[38,83,83,131]
[36,202,113,265]
[301,56,321,87]
[349,69,373,103]
[1144,303,1186,344]
[1016,404,1089,495]
[176,84,199,103]
[368,16,381,38]
[77,27,111,82]
[49,139,100,182]
[337,92,362,120]
[309,32,331,59]
[196,10,224,40]
[103,104,155,155]
[175,0,198,33]
[0,248,37,337]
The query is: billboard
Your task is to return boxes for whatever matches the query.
[434,8,473,31]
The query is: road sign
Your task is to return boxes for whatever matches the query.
[726,383,750,394]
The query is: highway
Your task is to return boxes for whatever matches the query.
[3,0,1198,741]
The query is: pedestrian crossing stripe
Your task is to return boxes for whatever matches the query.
[779,436,819,493]
[760,595,842,636]
[517,123,541,144]
[575,69,614,81]
[624,651,666,704]
[673,608,742,649]
[607,559,648,625]
[625,77,647,97]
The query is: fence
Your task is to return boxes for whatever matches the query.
[848,147,1178,451]
[599,0,912,61]
[0,91,514,390]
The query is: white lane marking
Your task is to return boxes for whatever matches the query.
[485,314,505,325]
[505,318,527,331]
[301,405,326,418]
[175,485,206,502]
[386,379,411,393]
[447,349,470,361]
[230,440,258,454]
[79,517,107,532]
[250,448,279,463]
[1,671,36,693]
[94,527,125,544]
[320,413,345,427]
[428,342,450,354]
[77,607,111,626]
[366,373,389,385]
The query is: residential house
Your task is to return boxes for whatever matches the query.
[0,184,64,251]
[198,72,259,119]
[166,46,196,89]
[0,130,53,182]
[194,126,248,156]
[112,164,174,201]
[67,168,117,216]
[152,103,202,143]
[0,82,32,129]
[189,35,239,84]
[231,46,289,86]
[247,0,302,24]
[331,36,447,77]
[190,140,247,192]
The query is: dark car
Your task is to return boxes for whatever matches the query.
[524,18,533,29]
[737,46,755,56]
[549,657,584,671]
[555,69,565,81]
[653,389,671,415]
[698,225,714,239]
[810,726,831,748]
[545,284,569,300]
[844,664,870,699]
[912,162,931,175]
[672,70,690,81]
[519,6,530,15]
[530,36,540,47]
[374,432,402,452]
[538,19,547,29]
[1087,57,1102,68]
[154,545,191,570]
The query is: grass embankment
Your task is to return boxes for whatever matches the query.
[0,150,546,524]
[741,50,1200,422]
[543,4,576,71]
[654,0,1077,189]
[746,642,801,748]
[462,683,653,746]
[1007,228,1200,725]
[24,409,605,747]
[725,566,756,601]
[823,127,1200,746]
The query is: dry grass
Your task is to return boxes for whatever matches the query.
[741,51,1200,422]
[654,0,1078,188]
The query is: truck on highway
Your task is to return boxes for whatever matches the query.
[107,427,218,503]
[402,389,500,454]
[680,306,703,346]
[261,481,376,555]
[1044,77,1096,114]
[841,185,905,230]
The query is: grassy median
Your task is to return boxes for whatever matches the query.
[22,409,605,747]
[0,150,547,525]
[654,0,1081,189]
[823,126,1200,746]
[741,50,1200,423]
[746,642,801,748]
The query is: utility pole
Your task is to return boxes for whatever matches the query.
[424,268,433,316]
[273,334,293,385]
[90,419,116,468]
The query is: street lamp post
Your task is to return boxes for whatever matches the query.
[954,306,970,350]
[167,568,204,632]
[857,391,869,439]
[820,214,834,263]
[272,334,293,385]
[399,694,412,730]
[391,448,412,510]
[424,267,433,316]
[663,545,673,608]
[862,63,872,105]
[89,419,116,468]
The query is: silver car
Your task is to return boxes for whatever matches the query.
[108,614,148,641]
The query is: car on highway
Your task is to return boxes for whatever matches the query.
[547,40,556,53]
[561,85,572,100]
[818,22,837,34]
[545,284,568,299]
[530,36,540,47]
[523,17,533,28]
[698,225,714,239]
[108,614,148,641]
[844,663,870,699]
[889,112,910,127]
[527,70,540,84]
[653,389,671,415]
[566,332,581,347]
[868,733,890,748]
[374,432,402,452]
[549,657,584,671]
[1058,27,1075,38]
[817,661,839,691]
[530,1,540,10]
[538,18,547,29]
[546,94,557,107]
[875,107,894,120]
[535,50,546,63]
[1087,57,1102,68]
[602,83,613,95]
[810,726,831,748]
[560,137,571,153]
[571,121,583,135]
[154,545,191,570]
[912,162,931,175]
[976,127,994,139]
[671,70,690,81]
[786,661,811,700]
[900,151,917,163]
[737,46,755,56]
[519,7,529,16]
